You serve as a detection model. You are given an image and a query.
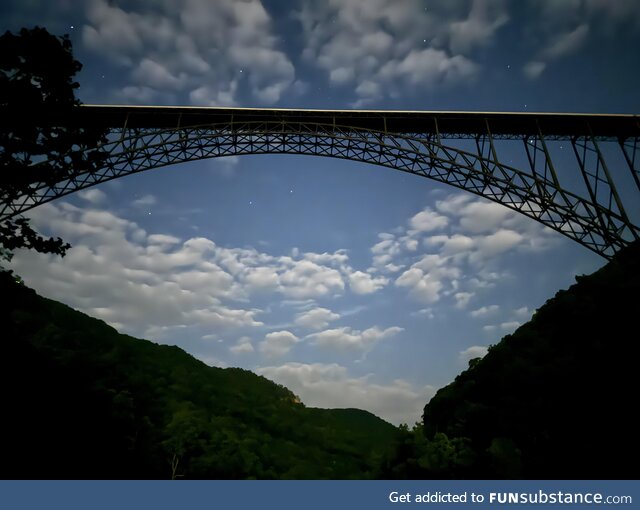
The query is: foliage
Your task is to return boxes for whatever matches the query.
[0,271,398,479]
[0,27,108,263]
[382,240,640,478]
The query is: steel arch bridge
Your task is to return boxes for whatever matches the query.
[1,105,639,259]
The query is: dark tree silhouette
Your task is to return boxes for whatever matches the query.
[0,27,108,263]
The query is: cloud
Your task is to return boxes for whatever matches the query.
[426,234,476,255]
[470,304,500,318]
[309,326,403,351]
[412,308,435,319]
[409,209,449,233]
[513,307,532,320]
[523,60,547,80]
[456,201,514,234]
[9,203,265,338]
[82,0,295,105]
[78,188,107,205]
[230,336,255,354]
[257,362,436,425]
[519,1,639,80]
[370,192,557,308]
[132,194,157,207]
[395,259,461,304]
[483,320,522,336]
[348,270,389,294]
[297,0,507,105]
[148,234,181,245]
[371,234,403,269]
[9,202,386,341]
[542,24,590,60]
[259,331,299,358]
[448,0,509,54]
[278,259,345,299]
[499,321,521,332]
[454,292,474,309]
[294,307,340,330]
[459,345,489,364]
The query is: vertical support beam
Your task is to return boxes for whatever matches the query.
[619,136,640,193]
[474,120,497,187]
[484,119,499,163]
[536,121,561,189]
[120,112,130,142]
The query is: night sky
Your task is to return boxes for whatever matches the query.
[3,0,639,425]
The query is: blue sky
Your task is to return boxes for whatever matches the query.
[3,0,639,425]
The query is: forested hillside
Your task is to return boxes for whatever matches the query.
[381,241,640,479]
[0,271,397,479]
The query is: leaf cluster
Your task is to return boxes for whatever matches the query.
[0,27,108,262]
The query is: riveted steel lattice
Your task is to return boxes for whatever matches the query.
[1,106,639,259]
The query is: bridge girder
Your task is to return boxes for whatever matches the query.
[1,106,639,259]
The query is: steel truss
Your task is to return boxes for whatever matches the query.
[1,113,639,259]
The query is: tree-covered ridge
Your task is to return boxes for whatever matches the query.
[0,271,397,479]
[381,240,640,479]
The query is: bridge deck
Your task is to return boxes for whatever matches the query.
[24,105,640,139]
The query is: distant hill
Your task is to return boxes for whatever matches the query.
[381,241,640,479]
[0,271,397,479]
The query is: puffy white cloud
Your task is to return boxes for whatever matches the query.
[523,61,546,80]
[230,336,254,354]
[513,307,532,320]
[396,268,441,304]
[409,209,449,233]
[459,345,489,364]
[297,0,507,105]
[470,304,500,318]
[83,0,295,105]
[132,194,157,207]
[412,308,435,319]
[500,321,522,332]
[77,188,107,205]
[259,331,299,357]
[426,234,476,255]
[474,229,523,259]
[294,307,340,330]
[148,234,181,245]
[542,23,590,60]
[448,0,509,54]
[519,1,639,80]
[9,202,383,342]
[371,234,403,268]
[309,325,403,351]
[279,259,344,299]
[369,192,558,307]
[483,320,522,336]
[457,201,513,234]
[257,362,436,425]
[348,270,389,294]
[454,291,474,309]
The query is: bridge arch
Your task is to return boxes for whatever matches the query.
[1,106,639,259]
